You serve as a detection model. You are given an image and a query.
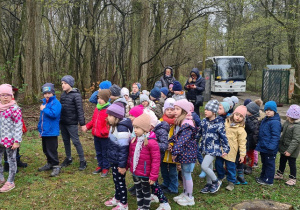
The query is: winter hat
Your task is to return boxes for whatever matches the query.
[264,101,277,113]
[133,82,141,90]
[109,84,121,97]
[223,97,233,108]
[133,113,151,132]
[42,83,55,94]
[121,87,130,97]
[144,109,158,127]
[174,99,191,114]
[106,101,125,119]
[150,87,161,99]
[286,104,300,119]
[220,102,230,113]
[155,81,162,89]
[99,80,112,89]
[231,96,239,104]
[163,98,176,112]
[129,105,144,118]
[244,99,252,106]
[98,89,111,103]
[161,87,169,97]
[0,84,13,96]
[140,94,150,103]
[142,90,149,96]
[205,100,219,113]
[173,81,183,91]
[61,75,75,87]
[233,105,247,118]
[246,102,260,116]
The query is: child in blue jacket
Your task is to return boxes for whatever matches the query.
[37,83,62,177]
[255,101,281,185]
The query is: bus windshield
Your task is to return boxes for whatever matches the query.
[215,57,246,80]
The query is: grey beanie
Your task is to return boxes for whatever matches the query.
[109,84,121,97]
[246,102,260,116]
[42,83,55,94]
[205,100,219,113]
[140,94,150,103]
[61,75,75,87]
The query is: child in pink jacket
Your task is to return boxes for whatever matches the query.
[127,113,160,210]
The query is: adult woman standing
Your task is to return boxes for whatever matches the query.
[184,68,205,117]
[160,66,176,97]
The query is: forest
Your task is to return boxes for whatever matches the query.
[0,0,299,103]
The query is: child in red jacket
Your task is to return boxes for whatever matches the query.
[84,89,111,177]
[127,113,160,210]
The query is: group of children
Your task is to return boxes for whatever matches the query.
[0,76,299,210]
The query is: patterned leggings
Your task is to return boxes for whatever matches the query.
[0,146,17,183]
[111,164,127,204]
[133,176,151,210]
[151,181,168,203]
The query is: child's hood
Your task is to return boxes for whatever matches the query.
[115,97,128,105]
[118,118,133,133]
[153,121,170,134]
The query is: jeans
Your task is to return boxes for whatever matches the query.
[215,156,236,183]
[94,137,110,169]
[260,152,276,184]
[161,162,178,193]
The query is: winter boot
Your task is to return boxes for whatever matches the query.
[17,156,28,168]
[236,169,248,185]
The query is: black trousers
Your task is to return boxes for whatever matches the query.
[42,136,59,166]
[278,154,297,178]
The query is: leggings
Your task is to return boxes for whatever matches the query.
[201,155,217,184]
[0,146,17,183]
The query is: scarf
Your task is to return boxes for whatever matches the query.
[97,102,110,110]
[0,100,15,112]
[133,135,146,173]
[162,114,175,125]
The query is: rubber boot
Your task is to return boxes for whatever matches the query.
[236,169,248,185]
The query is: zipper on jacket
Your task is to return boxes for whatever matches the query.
[144,161,147,174]
[95,109,100,136]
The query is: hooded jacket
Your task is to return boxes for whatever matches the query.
[60,88,85,126]
[184,68,206,101]
[86,104,110,138]
[279,119,300,158]
[245,115,260,151]
[153,121,170,161]
[160,67,176,88]
[256,113,281,154]
[107,118,133,168]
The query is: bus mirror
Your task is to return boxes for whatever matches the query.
[246,62,252,70]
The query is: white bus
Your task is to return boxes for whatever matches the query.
[199,56,251,94]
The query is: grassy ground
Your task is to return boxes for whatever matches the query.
[1,103,300,209]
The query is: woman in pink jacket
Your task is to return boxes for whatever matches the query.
[127,113,160,210]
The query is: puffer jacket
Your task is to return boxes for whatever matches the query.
[152,98,164,119]
[127,134,161,181]
[169,122,197,163]
[60,88,85,126]
[223,118,247,162]
[279,119,300,158]
[199,117,230,156]
[107,118,133,168]
[245,115,260,150]
[38,95,62,137]
[160,67,176,88]
[256,114,281,155]
[184,68,206,101]
[86,105,110,138]
[0,104,23,147]
[153,121,170,161]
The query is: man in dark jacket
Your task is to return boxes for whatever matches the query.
[60,75,87,171]
[184,68,205,117]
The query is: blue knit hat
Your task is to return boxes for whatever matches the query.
[133,82,141,90]
[173,81,182,91]
[150,87,161,99]
[161,87,169,96]
[61,75,75,87]
[99,80,112,89]
[264,101,277,113]
[220,102,230,113]
[42,83,55,94]
[244,99,252,106]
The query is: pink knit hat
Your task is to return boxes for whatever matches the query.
[286,104,300,120]
[144,109,158,127]
[174,99,191,114]
[0,84,13,96]
[133,113,151,132]
[129,105,144,118]
[233,105,247,118]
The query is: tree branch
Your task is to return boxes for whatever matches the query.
[260,0,286,28]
